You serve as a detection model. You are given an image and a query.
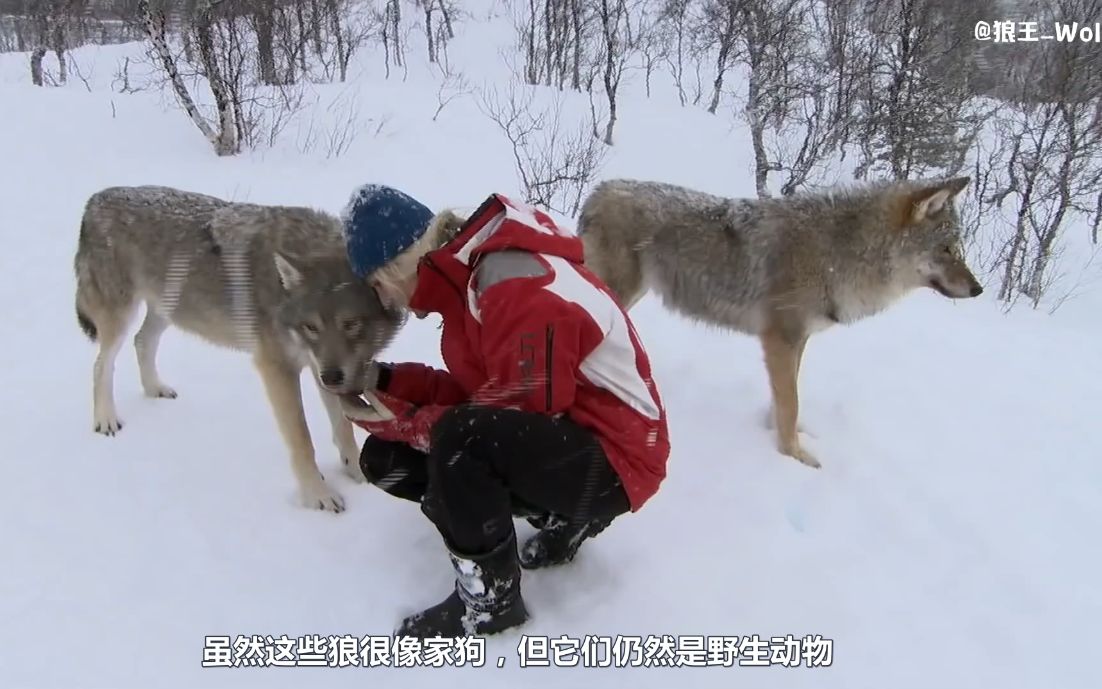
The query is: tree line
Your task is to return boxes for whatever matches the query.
[4,0,1100,308]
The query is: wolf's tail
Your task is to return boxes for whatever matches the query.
[74,217,99,342]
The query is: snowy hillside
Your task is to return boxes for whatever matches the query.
[1,4,1100,689]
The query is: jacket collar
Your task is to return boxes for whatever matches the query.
[408,194,583,315]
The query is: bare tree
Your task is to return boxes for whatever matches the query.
[418,0,437,62]
[659,0,699,106]
[380,0,403,77]
[512,0,592,91]
[336,0,378,82]
[478,82,608,216]
[30,46,46,85]
[984,0,1102,307]
[700,0,737,114]
[134,0,317,156]
[50,1,69,83]
[408,0,456,64]
[517,0,539,84]
[328,0,350,80]
[278,0,377,82]
[593,0,633,144]
[194,0,239,155]
[728,0,810,196]
[767,15,848,198]
[436,0,456,39]
[291,0,311,74]
[137,0,230,153]
[431,62,471,121]
[850,0,989,181]
[567,0,587,89]
[632,0,669,98]
[251,0,278,85]
[295,89,376,159]
[20,0,80,85]
[307,0,325,59]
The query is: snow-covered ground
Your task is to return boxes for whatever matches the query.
[1,5,1100,689]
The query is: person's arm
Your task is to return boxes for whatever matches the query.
[377,361,468,406]
[466,268,604,413]
[348,256,604,448]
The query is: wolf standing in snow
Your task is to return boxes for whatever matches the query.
[73,186,405,512]
[335,185,670,638]
[577,177,983,468]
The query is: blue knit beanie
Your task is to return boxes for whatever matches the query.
[341,184,436,279]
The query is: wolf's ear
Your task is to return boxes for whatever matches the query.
[908,177,970,224]
[273,253,304,291]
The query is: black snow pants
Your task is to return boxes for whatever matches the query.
[359,404,632,554]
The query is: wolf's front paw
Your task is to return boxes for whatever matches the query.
[779,440,821,469]
[94,414,123,436]
[144,384,178,399]
[342,453,368,483]
[301,480,346,513]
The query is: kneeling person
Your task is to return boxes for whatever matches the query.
[339,185,671,638]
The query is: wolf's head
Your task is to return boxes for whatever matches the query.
[890,176,984,300]
[273,253,406,394]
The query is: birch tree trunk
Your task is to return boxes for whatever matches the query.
[137,0,222,150]
[30,47,46,86]
[194,1,239,156]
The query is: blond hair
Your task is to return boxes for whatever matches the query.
[370,208,467,295]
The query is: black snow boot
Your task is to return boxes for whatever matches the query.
[395,532,529,639]
[519,514,613,569]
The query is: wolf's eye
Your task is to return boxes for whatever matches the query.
[342,319,360,332]
[302,323,319,335]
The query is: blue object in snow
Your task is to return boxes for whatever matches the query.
[341,184,435,279]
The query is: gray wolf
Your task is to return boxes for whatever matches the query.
[73,186,405,512]
[577,176,982,468]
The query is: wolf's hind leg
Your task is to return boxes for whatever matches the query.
[92,302,138,436]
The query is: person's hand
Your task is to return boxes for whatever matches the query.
[340,391,432,453]
[339,390,396,423]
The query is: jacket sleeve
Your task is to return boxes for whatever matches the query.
[379,362,468,406]
[467,273,605,414]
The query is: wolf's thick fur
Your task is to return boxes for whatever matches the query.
[74,186,405,512]
[577,177,983,468]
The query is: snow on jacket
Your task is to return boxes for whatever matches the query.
[363,194,670,511]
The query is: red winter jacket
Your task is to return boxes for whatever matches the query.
[361,194,670,511]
